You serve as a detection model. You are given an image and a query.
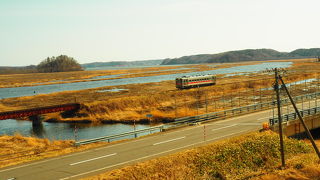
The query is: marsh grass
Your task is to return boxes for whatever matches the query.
[0,64,205,88]
[0,134,108,168]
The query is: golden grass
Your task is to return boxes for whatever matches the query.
[83,131,319,180]
[0,134,108,168]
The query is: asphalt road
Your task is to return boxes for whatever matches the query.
[0,107,277,180]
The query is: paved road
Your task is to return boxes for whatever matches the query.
[0,108,275,180]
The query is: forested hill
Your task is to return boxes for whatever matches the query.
[161,48,320,65]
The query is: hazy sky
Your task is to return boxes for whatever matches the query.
[1,0,319,66]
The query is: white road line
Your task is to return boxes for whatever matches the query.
[153,136,186,146]
[0,150,91,173]
[206,129,249,142]
[59,129,249,180]
[207,111,269,126]
[211,124,237,131]
[237,123,261,126]
[69,153,117,166]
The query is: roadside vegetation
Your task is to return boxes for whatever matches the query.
[0,134,107,168]
[84,131,320,180]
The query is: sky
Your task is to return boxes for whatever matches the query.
[1,0,320,66]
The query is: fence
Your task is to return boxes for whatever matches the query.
[75,91,320,145]
[269,106,320,126]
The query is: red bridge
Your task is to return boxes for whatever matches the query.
[0,103,80,120]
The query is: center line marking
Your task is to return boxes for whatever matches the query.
[70,153,117,166]
[153,136,186,146]
[211,124,237,131]
[237,123,261,126]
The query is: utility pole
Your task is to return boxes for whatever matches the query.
[197,86,200,115]
[205,91,209,121]
[260,87,262,104]
[174,94,177,118]
[279,75,320,159]
[230,92,233,108]
[203,124,206,141]
[238,89,241,107]
[74,125,78,142]
[134,119,137,138]
[274,68,286,168]
[222,91,225,109]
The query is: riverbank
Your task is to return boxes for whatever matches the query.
[0,134,108,168]
[84,130,320,180]
[0,59,318,124]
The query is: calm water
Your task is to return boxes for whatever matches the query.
[0,62,292,99]
[0,119,151,140]
[0,62,292,140]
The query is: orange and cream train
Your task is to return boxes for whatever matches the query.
[175,74,216,89]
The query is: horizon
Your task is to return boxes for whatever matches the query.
[1,0,320,66]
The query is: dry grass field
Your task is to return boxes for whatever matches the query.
[0,59,319,123]
[0,134,108,168]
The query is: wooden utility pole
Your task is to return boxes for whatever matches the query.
[274,68,286,167]
[205,91,208,113]
[279,75,320,159]
[174,94,177,118]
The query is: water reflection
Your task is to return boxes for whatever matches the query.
[0,119,151,140]
[31,123,46,138]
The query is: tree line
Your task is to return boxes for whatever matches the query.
[37,55,83,73]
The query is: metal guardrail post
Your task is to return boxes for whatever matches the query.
[269,118,274,126]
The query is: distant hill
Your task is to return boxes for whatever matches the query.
[161,48,320,65]
[1,48,319,74]
[82,59,163,69]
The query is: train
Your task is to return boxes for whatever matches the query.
[175,74,216,89]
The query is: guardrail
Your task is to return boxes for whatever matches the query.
[75,92,320,145]
[269,106,320,126]
[75,125,165,146]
